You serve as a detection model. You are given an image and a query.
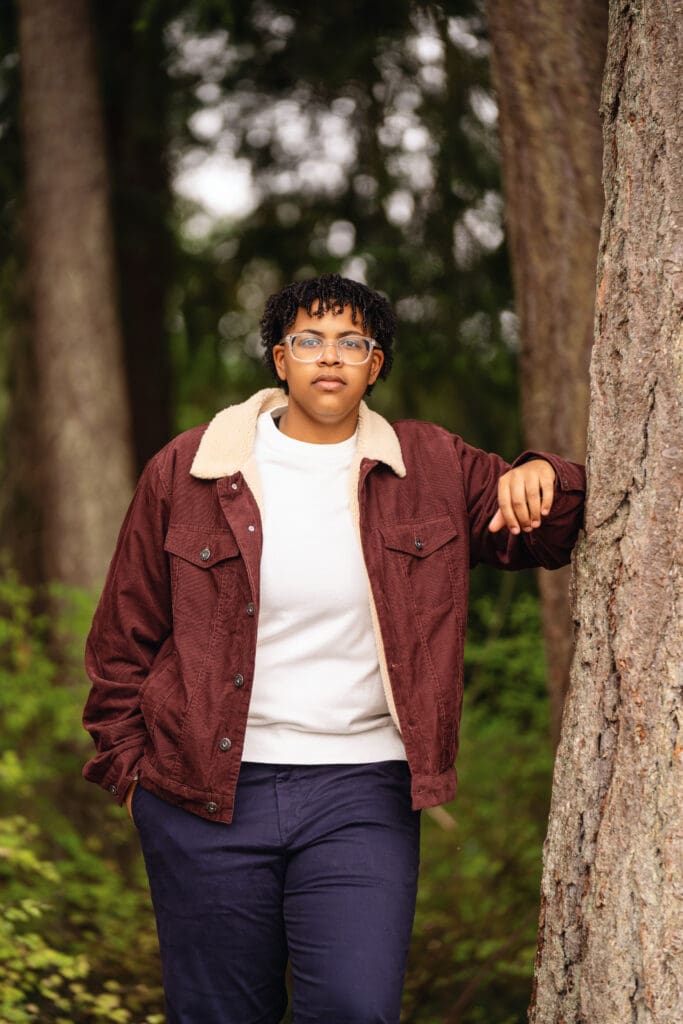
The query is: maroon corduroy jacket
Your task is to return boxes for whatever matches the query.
[82,389,586,823]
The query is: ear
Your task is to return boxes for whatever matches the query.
[272,344,287,382]
[367,348,384,385]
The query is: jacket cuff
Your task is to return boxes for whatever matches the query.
[83,742,144,807]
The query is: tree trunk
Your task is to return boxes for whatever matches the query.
[487,0,607,745]
[95,0,175,472]
[18,0,134,589]
[530,1,683,1020]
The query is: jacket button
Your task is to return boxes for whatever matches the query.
[200,547,211,561]
[246,602,255,616]
[247,524,255,533]
[414,538,424,551]
[206,801,218,813]
[233,672,244,688]
[219,737,232,751]
[231,482,238,491]
[109,784,118,795]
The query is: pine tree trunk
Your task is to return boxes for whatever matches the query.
[530,1,683,1019]
[18,0,134,589]
[487,0,607,745]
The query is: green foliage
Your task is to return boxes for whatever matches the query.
[403,582,552,1023]
[0,571,164,1023]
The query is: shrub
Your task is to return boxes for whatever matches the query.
[0,571,163,1023]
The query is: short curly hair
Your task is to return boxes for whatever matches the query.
[260,273,396,394]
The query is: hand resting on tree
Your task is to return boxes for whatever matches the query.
[488,458,556,535]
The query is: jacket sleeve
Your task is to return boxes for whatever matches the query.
[82,454,172,804]
[456,437,586,571]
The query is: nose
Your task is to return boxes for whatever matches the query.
[317,340,342,365]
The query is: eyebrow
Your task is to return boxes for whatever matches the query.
[296,328,366,337]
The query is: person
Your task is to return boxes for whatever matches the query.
[82,273,586,1024]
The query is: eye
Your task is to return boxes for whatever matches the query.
[294,335,322,349]
[339,336,367,352]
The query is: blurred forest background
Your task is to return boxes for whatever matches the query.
[0,1,607,1021]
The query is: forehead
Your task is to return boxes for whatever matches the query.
[289,303,364,335]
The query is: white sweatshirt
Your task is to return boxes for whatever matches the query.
[240,409,406,764]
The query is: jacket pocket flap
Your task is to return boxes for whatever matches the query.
[164,526,240,567]
[381,516,458,558]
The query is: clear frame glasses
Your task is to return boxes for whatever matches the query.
[281,333,381,365]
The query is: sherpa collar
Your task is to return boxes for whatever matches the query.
[189,387,407,480]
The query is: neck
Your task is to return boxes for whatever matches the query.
[277,404,359,444]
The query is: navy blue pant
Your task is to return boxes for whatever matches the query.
[133,761,421,1024]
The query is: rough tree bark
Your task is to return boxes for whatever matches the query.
[486,0,607,745]
[18,0,134,589]
[530,1,683,1020]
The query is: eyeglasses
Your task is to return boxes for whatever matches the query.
[281,333,381,365]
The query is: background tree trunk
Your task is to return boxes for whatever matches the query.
[486,0,607,745]
[95,0,175,472]
[18,0,134,589]
[530,1,683,1019]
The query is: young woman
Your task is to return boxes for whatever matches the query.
[82,273,585,1024]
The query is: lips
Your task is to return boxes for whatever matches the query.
[312,374,346,391]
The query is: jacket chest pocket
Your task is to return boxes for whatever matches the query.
[380,515,460,613]
[164,525,242,615]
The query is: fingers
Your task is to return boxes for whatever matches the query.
[488,508,505,533]
[539,466,555,516]
[490,461,556,534]
[496,473,528,533]
[506,473,530,533]
[525,475,542,528]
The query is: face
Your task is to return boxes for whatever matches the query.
[272,304,384,443]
